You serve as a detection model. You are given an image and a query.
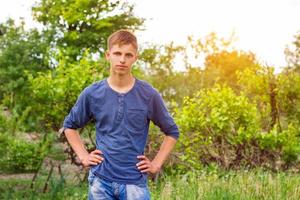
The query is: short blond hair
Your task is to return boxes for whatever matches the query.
[107,29,138,51]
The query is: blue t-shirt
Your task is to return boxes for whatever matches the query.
[63,78,179,185]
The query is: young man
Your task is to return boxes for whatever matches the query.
[62,30,179,200]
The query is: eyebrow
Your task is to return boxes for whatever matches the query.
[112,51,134,56]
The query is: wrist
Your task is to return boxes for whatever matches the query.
[151,161,162,171]
[78,152,89,162]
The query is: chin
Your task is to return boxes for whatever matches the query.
[114,71,129,76]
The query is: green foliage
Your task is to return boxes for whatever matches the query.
[2,169,300,200]
[203,50,259,90]
[175,85,259,170]
[238,65,300,132]
[237,66,274,130]
[0,19,50,108]
[277,70,300,124]
[181,32,257,91]
[0,131,54,173]
[178,85,259,143]
[1,0,144,130]
[258,124,300,163]
[0,106,55,172]
[32,0,144,61]
[139,33,259,108]
[28,52,106,130]
[0,0,300,182]
[175,83,300,171]
[0,104,35,133]
[139,43,204,108]
[139,43,184,103]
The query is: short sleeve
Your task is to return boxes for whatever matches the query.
[148,91,179,140]
[63,88,93,129]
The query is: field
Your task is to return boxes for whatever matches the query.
[1,169,300,200]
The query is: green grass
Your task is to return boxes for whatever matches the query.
[151,169,300,200]
[1,169,300,199]
[0,176,88,200]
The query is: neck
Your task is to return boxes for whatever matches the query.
[108,73,134,87]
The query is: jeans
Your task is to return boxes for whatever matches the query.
[88,172,151,200]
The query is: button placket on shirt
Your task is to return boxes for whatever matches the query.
[116,94,124,123]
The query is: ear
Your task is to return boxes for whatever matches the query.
[134,53,138,62]
[105,50,110,60]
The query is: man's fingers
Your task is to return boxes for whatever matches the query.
[89,161,99,166]
[92,149,103,155]
[136,160,146,166]
[141,168,150,173]
[91,154,104,161]
[90,157,102,163]
[137,155,146,159]
[136,155,152,172]
[90,150,104,162]
[137,164,149,170]
[85,153,104,166]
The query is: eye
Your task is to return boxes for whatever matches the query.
[125,53,134,58]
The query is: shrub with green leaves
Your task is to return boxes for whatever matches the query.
[277,70,300,124]
[0,132,53,173]
[175,85,260,170]
[175,85,300,171]
[28,52,107,130]
[258,123,300,164]
[0,106,54,173]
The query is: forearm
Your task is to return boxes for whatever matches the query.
[64,128,89,161]
[151,135,177,169]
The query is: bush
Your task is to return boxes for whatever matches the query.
[0,131,53,173]
[28,52,107,130]
[0,106,31,134]
[0,109,53,173]
[175,85,259,170]
[258,123,300,164]
[174,85,300,172]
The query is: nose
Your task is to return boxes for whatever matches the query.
[120,55,125,63]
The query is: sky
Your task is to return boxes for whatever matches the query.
[0,0,299,71]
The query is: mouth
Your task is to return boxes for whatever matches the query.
[116,65,127,68]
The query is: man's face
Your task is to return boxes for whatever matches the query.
[105,44,138,76]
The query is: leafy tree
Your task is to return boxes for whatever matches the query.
[183,32,260,91]
[238,64,300,132]
[139,32,258,107]
[32,0,144,61]
[0,19,50,109]
[238,66,282,130]
[277,70,300,125]
[203,50,259,90]
[186,32,235,57]
[281,31,300,123]
[0,0,144,130]
[28,52,107,130]
[138,43,185,104]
